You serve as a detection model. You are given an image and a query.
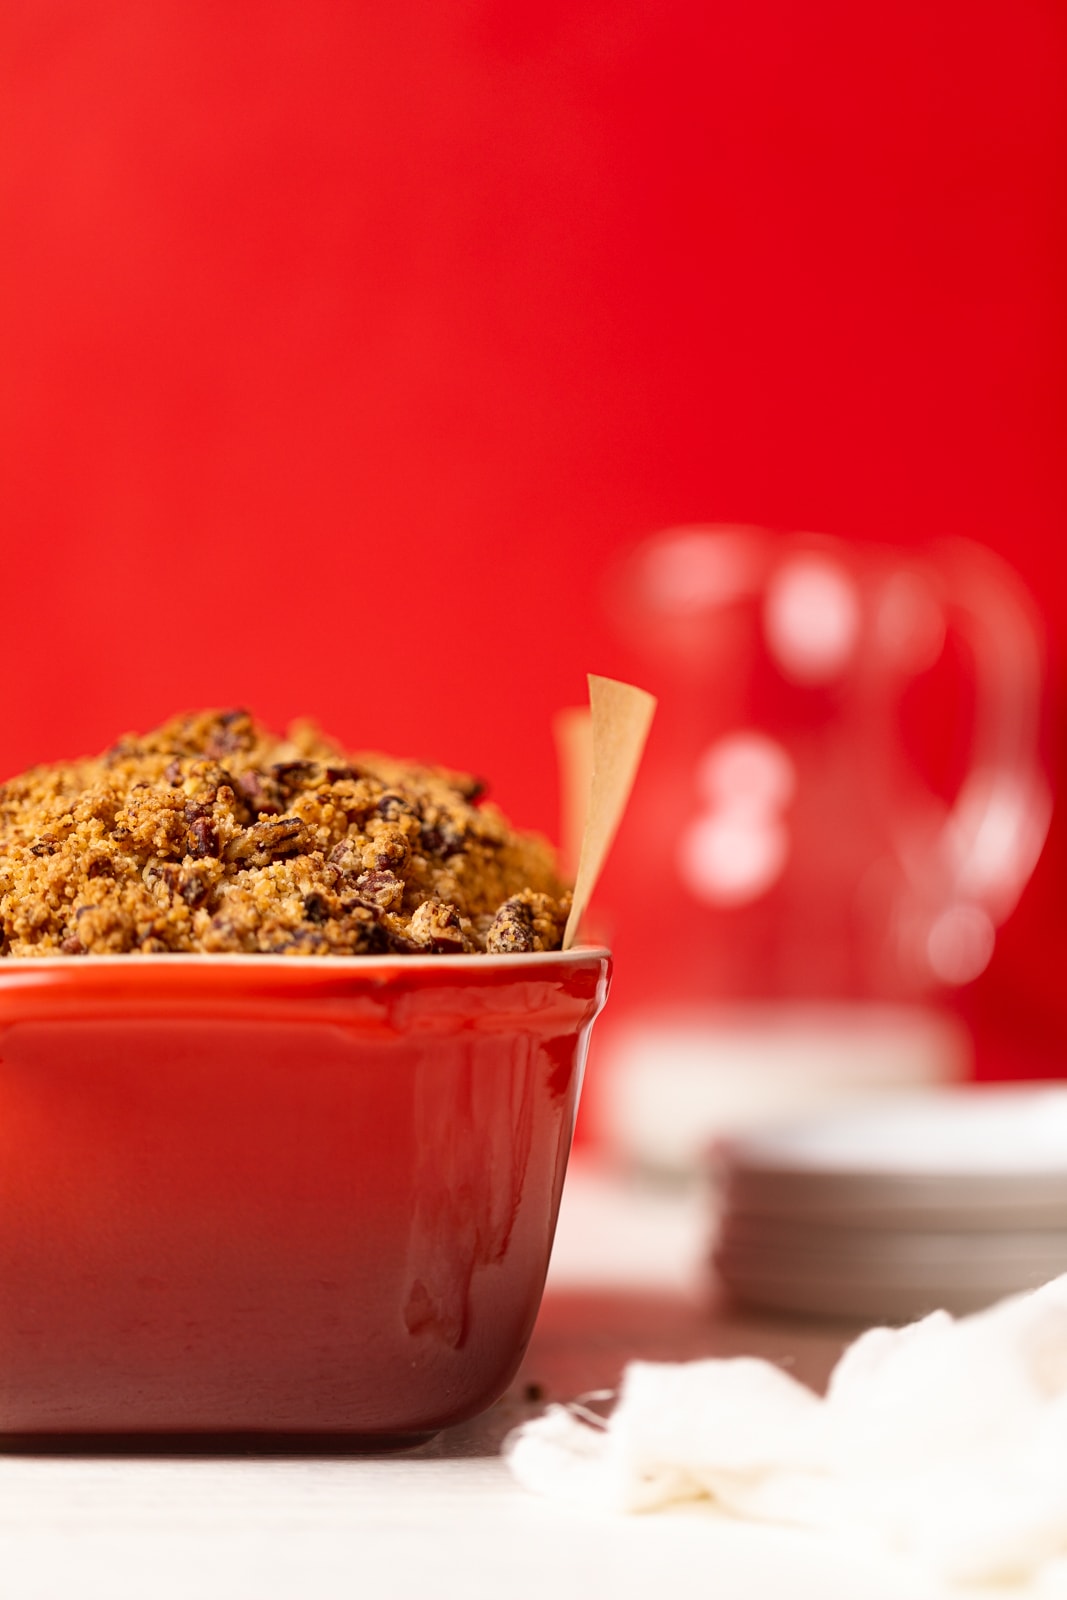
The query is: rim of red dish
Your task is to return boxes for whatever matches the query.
[0,945,611,975]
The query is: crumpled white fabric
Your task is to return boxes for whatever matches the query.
[505,1274,1067,1586]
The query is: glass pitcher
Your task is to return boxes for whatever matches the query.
[587,529,1051,1169]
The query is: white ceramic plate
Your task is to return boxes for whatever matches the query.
[711,1086,1067,1320]
[712,1085,1067,1228]
[713,1226,1067,1322]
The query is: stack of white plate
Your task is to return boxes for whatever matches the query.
[711,1086,1067,1323]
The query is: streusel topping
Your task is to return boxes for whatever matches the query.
[0,710,570,956]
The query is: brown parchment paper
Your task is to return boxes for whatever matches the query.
[561,675,657,951]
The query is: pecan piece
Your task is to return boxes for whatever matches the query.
[361,918,393,953]
[184,791,217,819]
[353,869,404,912]
[186,816,219,859]
[419,819,466,859]
[225,815,308,867]
[376,791,418,822]
[271,760,321,790]
[203,710,254,759]
[326,838,362,884]
[407,899,467,953]
[236,769,282,817]
[485,897,535,954]
[302,891,331,924]
[143,858,181,893]
[177,864,214,908]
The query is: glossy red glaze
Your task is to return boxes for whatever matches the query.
[0,950,610,1441]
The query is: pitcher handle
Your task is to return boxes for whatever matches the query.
[926,537,1051,927]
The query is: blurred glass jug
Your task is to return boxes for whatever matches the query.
[586,529,1051,1169]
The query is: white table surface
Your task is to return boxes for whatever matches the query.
[0,1157,1041,1600]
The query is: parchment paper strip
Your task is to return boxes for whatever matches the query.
[562,675,657,951]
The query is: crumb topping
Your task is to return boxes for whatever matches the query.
[0,709,571,957]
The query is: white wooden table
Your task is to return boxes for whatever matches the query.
[0,1160,1026,1599]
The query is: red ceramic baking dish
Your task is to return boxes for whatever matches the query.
[0,948,610,1444]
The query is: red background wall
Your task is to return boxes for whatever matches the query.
[1,1,1064,1073]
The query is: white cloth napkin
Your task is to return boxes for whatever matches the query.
[505,1274,1067,1587]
